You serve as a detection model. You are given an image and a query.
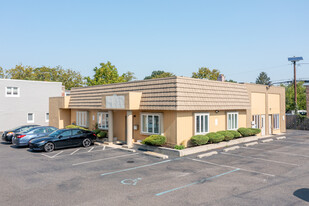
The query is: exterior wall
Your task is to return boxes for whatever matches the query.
[49,97,71,129]
[245,84,286,135]
[306,86,309,117]
[0,79,62,131]
[113,110,126,141]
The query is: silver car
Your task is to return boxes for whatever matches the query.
[12,126,58,147]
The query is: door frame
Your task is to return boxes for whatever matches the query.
[268,115,272,135]
[261,115,266,136]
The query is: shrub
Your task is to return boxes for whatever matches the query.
[142,135,166,146]
[174,145,185,150]
[217,131,234,141]
[207,132,225,143]
[190,135,209,146]
[250,128,261,135]
[93,129,101,135]
[97,131,107,139]
[65,125,88,130]
[228,130,241,138]
[237,128,254,137]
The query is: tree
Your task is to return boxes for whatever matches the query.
[226,79,237,83]
[256,72,271,85]
[121,71,136,82]
[192,67,220,80]
[144,70,175,80]
[0,67,4,78]
[284,81,306,112]
[86,61,135,86]
[5,64,84,90]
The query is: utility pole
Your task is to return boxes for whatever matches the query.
[288,56,303,114]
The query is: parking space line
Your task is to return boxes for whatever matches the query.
[155,168,240,196]
[41,153,53,158]
[103,146,105,150]
[240,146,309,158]
[220,152,299,166]
[88,147,94,152]
[51,151,63,158]
[189,158,275,177]
[100,159,176,176]
[70,149,80,155]
[73,153,139,166]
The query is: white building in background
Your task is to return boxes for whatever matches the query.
[0,79,63,131]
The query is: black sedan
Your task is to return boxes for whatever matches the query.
[29,128,96,152]
[2,125,39,143]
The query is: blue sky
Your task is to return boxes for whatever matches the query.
[1,0,308,83]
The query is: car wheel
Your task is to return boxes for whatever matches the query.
[82,138,91,147]
[44,142,55,152]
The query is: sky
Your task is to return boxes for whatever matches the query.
[1,0,309,83]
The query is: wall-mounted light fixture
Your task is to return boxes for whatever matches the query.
[215,110,219,113]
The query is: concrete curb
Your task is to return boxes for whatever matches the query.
[277,136,286,140]
[144,151,168,159]
[197,151,218,158]
[95,142,136,152]
[261,139,273,143]
[223,146,240,152]
[244,142,258,147]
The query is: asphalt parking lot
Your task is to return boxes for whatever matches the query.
[1,130,309,206]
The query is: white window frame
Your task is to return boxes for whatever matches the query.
[5,86,20,97]
[273,114,280,129]
[252,114,260,129]
[27,113,34,123]
[45,113,49,123]
[97,112,109,130]
[194,113,210,135]
[140,113,162,135]
[227,112,238,130]
[76,111,88,127]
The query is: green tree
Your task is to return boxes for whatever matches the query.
[121,71,136,82]
[86,61,134,86]
[284,81,306,112]
[144,70,175,80]
[192,67,220,80]
[6,65,34,80]
[0,67,4,78]
[256,72,271,85]
[227,79,237,83]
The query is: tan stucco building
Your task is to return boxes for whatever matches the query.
[49,76,286,147]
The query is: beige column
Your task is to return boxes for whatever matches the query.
[108,110,113,142]
[126,110,133,148]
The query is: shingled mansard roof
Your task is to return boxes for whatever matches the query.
[68,76,251,111]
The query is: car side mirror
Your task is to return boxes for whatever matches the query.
[58,135,63,139]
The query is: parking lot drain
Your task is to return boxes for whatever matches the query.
[127,160,134,163]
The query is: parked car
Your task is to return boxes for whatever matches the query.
[12,126,58,147]
[2,125,39,143]
[29,128,96,152]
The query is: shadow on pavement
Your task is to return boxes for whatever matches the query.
[293,188,309,202]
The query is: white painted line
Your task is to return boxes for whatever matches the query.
[189,158,275,177]
[197,151,218,159]
[155,168,240,196]
[276,136,286,140]
[261,139,273,143]
[70,149,80,155]
[244,142,258,147]
[220,152,299,166]
[240,146,309,158]
[88,147,94,152]
[103,146,106,150]
[73,153,139,166]
[41,153,53,158]
[101,159,174,176]
[51,151,63,158]
[223,146,240,152]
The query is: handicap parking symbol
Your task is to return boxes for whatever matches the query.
[121,178,142,186]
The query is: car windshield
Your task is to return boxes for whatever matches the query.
[48,129,64,137]
[23,127,38,133]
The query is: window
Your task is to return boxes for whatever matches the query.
[141,113,161,134]
[46,113,49,122]
[227,112,238,130]
[5,87,19,97]
[72,130,83,135]
[97,112,108,129]
[27,113,34,123]
[47,127,57,133]
[76,111,88,127]
[61,130,72,137]
[34,128,46,134]
[273,114,279,129]
[195,113,209,135]
[252,115,260,128]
